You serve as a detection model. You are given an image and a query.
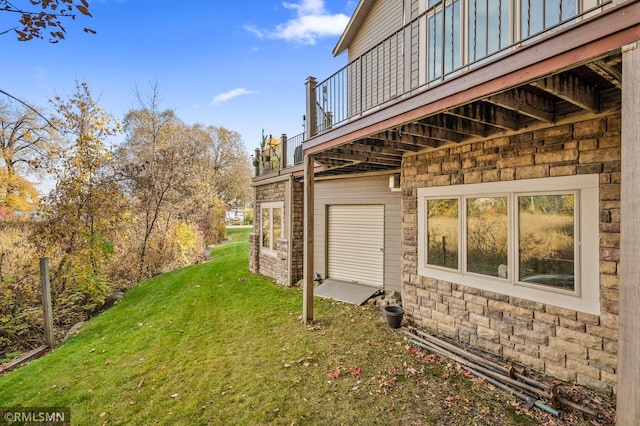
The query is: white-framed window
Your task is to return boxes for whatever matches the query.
[260,202,284,256]
[417,175,600,315]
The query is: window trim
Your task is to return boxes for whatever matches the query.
[260,201,284,257]
[417,175,600,315]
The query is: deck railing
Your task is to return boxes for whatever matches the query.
[311,0,613,136]
[255,0,612,176]
[285,132,305,167]
[253,131,305,176]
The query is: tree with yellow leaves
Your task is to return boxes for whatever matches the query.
[0,99,57,215]
[40,81,128,314]
[0,171,38,214]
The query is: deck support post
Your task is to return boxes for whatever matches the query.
[305,77,317,140]
[302,155,315,323]
[281,134,288,169]
[618,41,640,425]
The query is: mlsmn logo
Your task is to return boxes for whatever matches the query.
[1,407,70,425]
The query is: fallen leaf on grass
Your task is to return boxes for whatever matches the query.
[352,367,361,376]
[459,368,474,378]
[137,379,144,389]
[99,412,106,417]
[171,393,179,398]
[330,369,340,379]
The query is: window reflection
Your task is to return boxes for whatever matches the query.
[273,208,282,240]
[468,0,509,63]
[521,0,579,38]
[467,197,508,277]
[518,194,575,290]
[427,198,459,269]
[261,208,270,249]
[444,0,462,73]
[428,12,443,81]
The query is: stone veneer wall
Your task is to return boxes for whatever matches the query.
[401,114,620,394]
[249,178,304,286]
[250,180,286,284]
[249,232,260,274]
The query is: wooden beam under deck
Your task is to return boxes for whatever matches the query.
[374,131,438,151]
[401,122,466,144]
[423,114,492,138]
[530,73,600,113]
[348,141,405,157]
[314,149,401,167]
[587,59,622,89]
[446,103,519,131]
[485,88,555,123]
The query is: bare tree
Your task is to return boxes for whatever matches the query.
[119,84,207,278]
[201,125,252,207]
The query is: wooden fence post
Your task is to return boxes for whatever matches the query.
[40,257,55,348]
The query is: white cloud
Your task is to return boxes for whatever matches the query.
[245,0,349,45]
[210,88,255,106]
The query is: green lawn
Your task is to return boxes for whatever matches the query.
[0,228,539,425]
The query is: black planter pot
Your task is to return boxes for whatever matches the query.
[384,306,404,329]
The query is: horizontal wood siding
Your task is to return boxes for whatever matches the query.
[314,175,402,292]
[348,0,404,60]
[411,0,426,89]
[347,0,404,119]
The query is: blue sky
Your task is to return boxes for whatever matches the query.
[0,0,356,153]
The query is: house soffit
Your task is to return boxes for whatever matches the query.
[310,53,622,176]
[333,0,376,57]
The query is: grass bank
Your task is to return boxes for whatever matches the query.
[0,228,543,425]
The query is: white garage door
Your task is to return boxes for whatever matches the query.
[327,204,384,287]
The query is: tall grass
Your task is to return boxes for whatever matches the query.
[427,211,574,282]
